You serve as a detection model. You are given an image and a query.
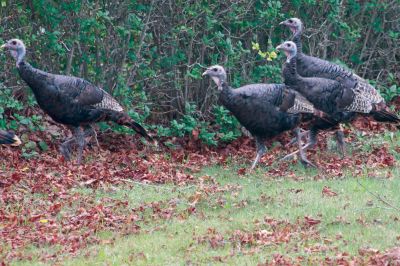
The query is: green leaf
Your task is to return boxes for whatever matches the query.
[38,141,49,151]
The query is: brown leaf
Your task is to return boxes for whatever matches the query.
[237,168,246,175]
[359,246,379,256]
[382,247,400,261]
[322,186,338,197]
[289,188,303,194]
[188,191,202,206]
[304,216,321,226]
[192,129,199,141]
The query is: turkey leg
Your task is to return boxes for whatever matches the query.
[295,128,317,168]
[59,125,80,161]
[286,129,309,147]
[280,129,318,161]
[250,137,266,170]
[73,127,85,164]
[59,136,75,161]
[334,129,346,158]
[59,126,98,161]
[83,124,100,147]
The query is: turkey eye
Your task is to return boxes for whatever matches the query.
[11,41,17,45]
[287,44,291,47]
[213,68,218,72]
[288,19,293,23]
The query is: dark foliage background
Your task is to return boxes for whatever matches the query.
[0,0,399,146]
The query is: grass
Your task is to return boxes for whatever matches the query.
[13,167,400,265]
[7,131,400,265]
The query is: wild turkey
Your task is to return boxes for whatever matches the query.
[280,18,398,123]
[276,41,399,157]
[1,39,154,163]
[202,65,327,169]
[0,130,21,146]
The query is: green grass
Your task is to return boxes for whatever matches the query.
[8,130,400,265]
[12,166,400,265]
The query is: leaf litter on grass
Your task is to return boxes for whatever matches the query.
[196,215,400,265]
[0,116,399,263]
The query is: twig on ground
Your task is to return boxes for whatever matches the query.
[357,178,400,212]
[354,206,395,212]
[121,179,195,191]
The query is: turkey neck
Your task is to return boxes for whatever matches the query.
[217,81,236,110]
[292,28,303,55]
[17,60,57,105]
[283,55,303,88]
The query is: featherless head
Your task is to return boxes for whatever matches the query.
[202,65,227,90]
[1,38,26,66]
[276,41,297,63]
[279,17,303,34]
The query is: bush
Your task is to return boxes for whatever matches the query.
[0,1,398,146]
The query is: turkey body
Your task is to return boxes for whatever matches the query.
[296,52,356,88]
[284,74,355,121]
[289,20,386,111]
[18,62,124,127]
[277,41,362,157]
[15,60,153,163]
[203,64,321,168]
[219,83,302,139]
[2,38,155,163]
[2,39,154,162]
[216,80,319,169]
[284,19,399,126]
[293,47,399,123]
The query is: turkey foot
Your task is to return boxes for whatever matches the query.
[72,127,85,164]
[60,127,98,162]
[281,129,317,162]
[286,129,309,147]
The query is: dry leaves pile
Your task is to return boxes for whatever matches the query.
[0,132,215,261]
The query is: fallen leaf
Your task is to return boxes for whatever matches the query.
[192,130,199,141]
[304,216,321,226]
[359,246,379,256]
[237,168,246,175]
[322,186,338,197]
[383,247,400,261]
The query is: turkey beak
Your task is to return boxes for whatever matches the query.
[0,43,7,49]
[202,69,209,77]
[275,44,283,51]
[279,20,288,26]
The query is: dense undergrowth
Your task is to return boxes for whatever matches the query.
[1,0,399,147]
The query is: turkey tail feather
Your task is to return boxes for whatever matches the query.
[371,110,400,124]
[102,111,154,142]
[0,130,21,146]
[128,120,154,142]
